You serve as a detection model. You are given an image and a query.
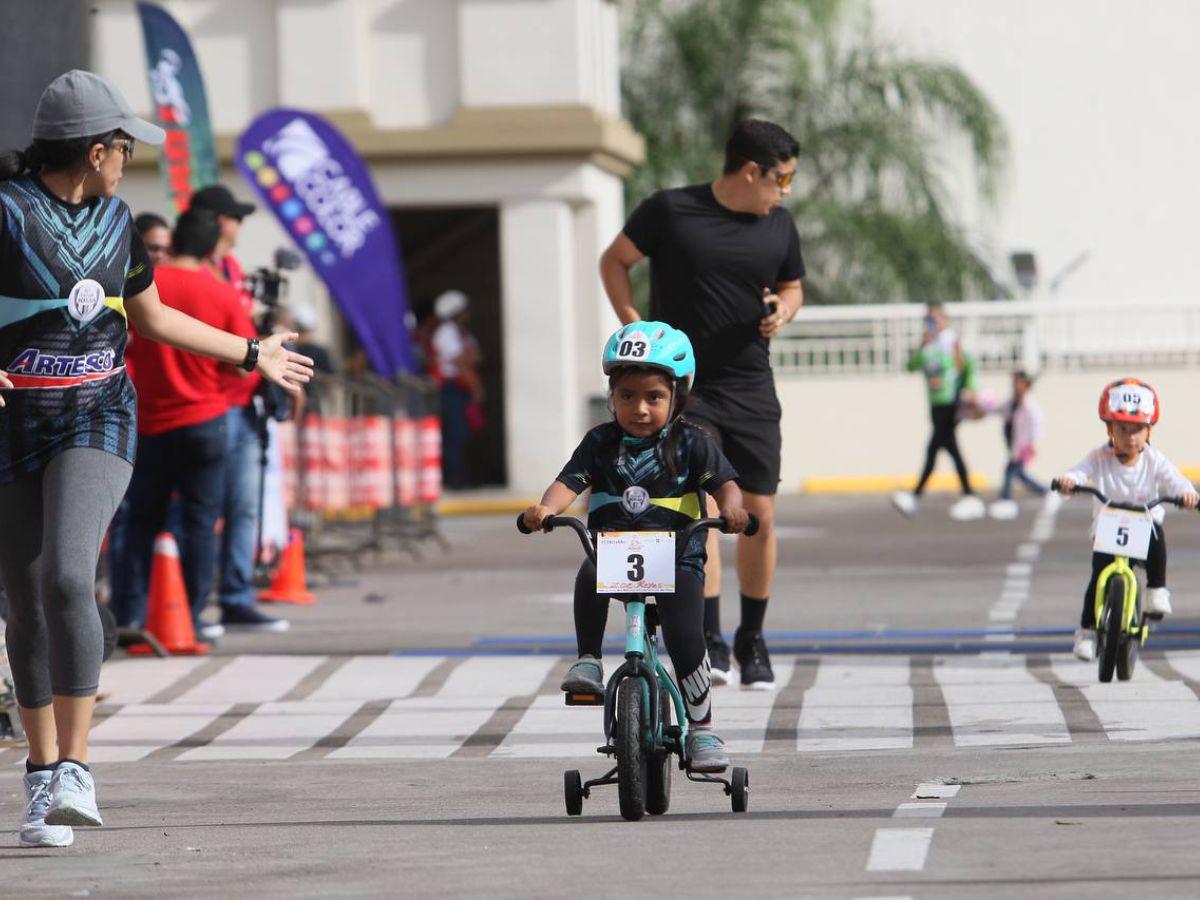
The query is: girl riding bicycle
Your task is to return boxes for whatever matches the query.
[522,322,749,772]
[1056,378,1198,661]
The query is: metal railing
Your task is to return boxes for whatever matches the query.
[771,300,1200,377]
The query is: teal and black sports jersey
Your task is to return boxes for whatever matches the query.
[0,175,154,483]
[556,420,738,576]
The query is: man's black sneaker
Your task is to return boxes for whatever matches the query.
[220,605,291,633]
[706,631,731,686]
[733,627,775,691]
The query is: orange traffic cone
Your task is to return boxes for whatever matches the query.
[258,528,316,605]
[128,533,211,656]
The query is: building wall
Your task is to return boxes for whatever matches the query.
[87,0,632,492]
[871,0,1200,302]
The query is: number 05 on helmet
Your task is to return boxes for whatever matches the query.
[1099,378,1159,425]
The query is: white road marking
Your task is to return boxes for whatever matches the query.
[88,703,230,762]
[866,828,934,871]
[98,657,210,704]
[328,696,511,760]
[174,655,327,704]
[177,700,361,761]
[307,656,445,702]
[437,656,557,698]
[491,695,604,759]
[893,802,947,818]
[935,656,1069,746]
[1051,657,1200,742]
[714,658,796,754]
[913,783,960,799]
[1016,542,1041,561]
[797,657,912,751]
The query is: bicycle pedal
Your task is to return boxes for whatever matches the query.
[564,692,604,706]
[1145,612,1164,622]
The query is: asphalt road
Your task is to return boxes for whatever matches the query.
[5,493,1200,898]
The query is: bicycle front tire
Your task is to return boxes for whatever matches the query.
[1098,576,1123,683]
[615,678,647,821]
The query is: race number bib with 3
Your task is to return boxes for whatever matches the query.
[1093,506,1154,560]
[596,531,675,594]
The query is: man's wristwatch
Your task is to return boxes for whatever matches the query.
[239,337,260,372]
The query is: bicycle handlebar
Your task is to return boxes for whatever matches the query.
[1050,479,1194,512]
[516,512,760,565]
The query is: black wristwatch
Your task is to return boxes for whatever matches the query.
[239,337,260,372]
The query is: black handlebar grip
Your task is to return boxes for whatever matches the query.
[743,514,760,537]
[515,513,533,534]
[1050,478,1061,492]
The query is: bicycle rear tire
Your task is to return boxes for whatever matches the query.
[616,678,647,821]
[1098,577,1123,683]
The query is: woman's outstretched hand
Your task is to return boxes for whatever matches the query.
[256,332,314,394]
[0,369,12,407]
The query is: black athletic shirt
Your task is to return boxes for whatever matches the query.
[0,175,154,482]
[556,421,738,576]
[623,184,804,391]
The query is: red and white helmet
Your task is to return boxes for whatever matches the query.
[1099,378,1159,425]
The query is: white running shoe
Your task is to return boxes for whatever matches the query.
[949,495,986,521]
[891,491,918,517]
[44,761,102,827]
[1146,587,1173,617]
[1073,628,1096,662]
[18,770,73,848]
[1042,492,1063,514]
[988,499,1020,520]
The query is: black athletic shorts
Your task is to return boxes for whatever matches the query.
[686,382,782,496]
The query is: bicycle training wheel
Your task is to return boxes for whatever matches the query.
[646,687,672,816]
[1098,578,1123,683]
[615,678,647,821]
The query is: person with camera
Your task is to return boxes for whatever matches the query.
[189,184,290,633]
[110,209,254,632]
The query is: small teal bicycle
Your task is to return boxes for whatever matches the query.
[517,512,755,821]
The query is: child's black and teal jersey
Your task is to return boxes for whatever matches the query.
[0,175,153,483]
[556,420,738,576]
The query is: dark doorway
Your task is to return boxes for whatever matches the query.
[391,206,506,487]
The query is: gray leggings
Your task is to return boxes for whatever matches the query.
[0,448,131,708]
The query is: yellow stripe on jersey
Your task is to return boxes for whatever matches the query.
[648,494,702,520]
[103,297,126,320]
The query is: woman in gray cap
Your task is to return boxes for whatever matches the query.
[0,70,313,848]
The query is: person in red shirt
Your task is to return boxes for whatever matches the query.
[189,184,288,633]
[109,209,251,631]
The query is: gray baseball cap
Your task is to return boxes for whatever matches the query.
[33,70,165,145]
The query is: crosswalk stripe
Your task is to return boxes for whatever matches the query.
[935,655,1070,747]
[88,704,231,762]
[75,651,1200,763]
[1050,656,1200,742]
[797,657,913,752]
[306,656,446,702]
[99,658,210,705]
[174,656,328,705]
[178,700,362,761]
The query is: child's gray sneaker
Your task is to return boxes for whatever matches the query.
[560,656,604,694]
[44,761,102,827]
[18,770,73,848]
[686,727,730,773]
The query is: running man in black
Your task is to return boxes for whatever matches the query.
[0,71,312,848]
[599,120,804,689]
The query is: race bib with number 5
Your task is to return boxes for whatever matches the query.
[596,531,675,594]
[1093,506,1153,560]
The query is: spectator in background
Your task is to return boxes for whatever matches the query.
[189,184,289,634]
[110,210,245,634]
[430,290,484,490]
[983,370,1056,520]
[892,303,984,521]
[133,212,171,266]
[291,305,334,414]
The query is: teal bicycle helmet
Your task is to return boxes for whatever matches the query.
[602,321,695,381]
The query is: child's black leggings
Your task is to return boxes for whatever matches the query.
[574,560,711,725]
[1080,526,1166,628]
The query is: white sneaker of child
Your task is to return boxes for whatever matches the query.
[890,491,918,517]
[988,499,1019,520]
[1072,628,1096,662]
[1146,587,1172,617]
[949,495,985,521]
